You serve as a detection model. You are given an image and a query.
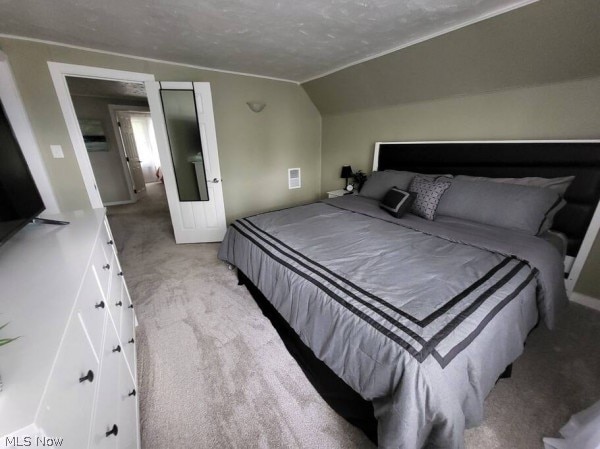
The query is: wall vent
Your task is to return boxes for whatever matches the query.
[288,168,301,189]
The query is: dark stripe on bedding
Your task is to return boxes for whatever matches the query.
[234,220,427,347]
[234,220,533,365]
[243,217,514,327]
[230,223,423,358]
[433,270,537,368]
[421,261,528,359]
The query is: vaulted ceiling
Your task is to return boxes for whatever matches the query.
[0,0,535,82]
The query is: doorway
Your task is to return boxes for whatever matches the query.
[49,63,227,243]
[66,76,162,207]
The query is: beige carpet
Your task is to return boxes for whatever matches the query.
[107,182,600,449]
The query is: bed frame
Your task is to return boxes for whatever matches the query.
[238,140,600,444]
[374,140,600,293]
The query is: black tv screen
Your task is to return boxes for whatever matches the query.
[0,102,45,246]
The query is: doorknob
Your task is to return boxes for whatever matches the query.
[211,178,221,183]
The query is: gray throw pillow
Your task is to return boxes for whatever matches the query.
[455,175,574,197]
[409,176,452,220]
[359,170,416,200]
[437,179,562,235]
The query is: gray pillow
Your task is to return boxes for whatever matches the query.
[455,175,574,197]
[359,170,416,200]
[437,179,562,235]
[409,176,452,220]
[360,170,452,200]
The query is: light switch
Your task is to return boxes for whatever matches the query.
[50,145,64,159]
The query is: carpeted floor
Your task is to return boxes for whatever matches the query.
[107,182,600,449]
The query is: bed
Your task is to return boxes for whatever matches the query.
[218,141,600,449]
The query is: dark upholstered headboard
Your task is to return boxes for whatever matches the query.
[374,141,600,261]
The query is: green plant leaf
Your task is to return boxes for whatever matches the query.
[0,337,19,347]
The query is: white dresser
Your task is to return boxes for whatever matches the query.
[0,209,139,449]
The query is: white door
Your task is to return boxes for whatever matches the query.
[145,81,226,243]
[116,111,147,197]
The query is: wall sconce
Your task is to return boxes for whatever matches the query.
[246,101,266,113]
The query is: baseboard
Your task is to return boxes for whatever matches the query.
[104,200,136,207]
[570,292,600,312]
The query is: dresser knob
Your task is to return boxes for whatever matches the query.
[128,304,134,309]
[107,240,113,245]
[102,264,110,270]
[95,301,105,309]
[118,271,124,277]
[79,370,94,383]
[105,424,118,438]
[115,300,123,307]
[112,345,121,353]
[128,389,136,397]
[128,338,135,344]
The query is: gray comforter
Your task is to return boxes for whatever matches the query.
[218,195,568,449]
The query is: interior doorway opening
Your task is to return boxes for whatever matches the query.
[66,76,164,207]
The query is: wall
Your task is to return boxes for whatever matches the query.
[71,95,148,204]
[302,0,600,298]
[0,37,321,222]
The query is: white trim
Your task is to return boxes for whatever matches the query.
[301,0,538,84]
[373,139,600,293]
[48,62,155,209]
[567,198,600,293]
[0,33,297,85]
[0,51,60,213]
[104,199,136,207]
[108,104,150,202]
[570,292,600,312]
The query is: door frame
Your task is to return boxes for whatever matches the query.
[108,104,151,203]
[48,62,155,208]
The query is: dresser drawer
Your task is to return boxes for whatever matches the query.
[116,353,139,449]
[77,267,108,357]
[120,294,136,384]
[99,220,116,263]
[36,314,98,449]
[107,262,124,336]
[91,240,114,297]
[89,321,122,449]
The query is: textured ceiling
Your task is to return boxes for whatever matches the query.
[0,0,535,82]
[67,77,147,100]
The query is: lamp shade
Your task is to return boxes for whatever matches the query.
[340,165,353,179]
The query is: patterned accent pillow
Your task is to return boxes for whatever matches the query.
[409,176,452,220]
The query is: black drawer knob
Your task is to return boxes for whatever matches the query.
[102,264,110,270]
[115,300,123,307]
[112,345,121,353]
[128,338,135,344]
[128,304,134,309]
[107,240,114,245]
[118,271,124,277]
[79,370,94,383]
[105,424,118,437]
[95,301,105,309]
[128,389,136,397]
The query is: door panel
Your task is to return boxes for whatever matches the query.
[117,113,146,196]
[145,81,226,243]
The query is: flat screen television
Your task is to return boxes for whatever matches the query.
[0,102,45,246]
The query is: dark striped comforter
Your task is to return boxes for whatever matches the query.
[218,195,567,449]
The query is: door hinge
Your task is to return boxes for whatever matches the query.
[126,157,130,162]
[117,121,121,127]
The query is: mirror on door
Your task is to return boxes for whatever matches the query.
[159,89,209,201]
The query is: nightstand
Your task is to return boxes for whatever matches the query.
[327,189,350,198]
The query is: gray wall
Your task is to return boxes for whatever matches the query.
[71,95,148,204]
[302,0,600,298]
[0,37,322,222]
